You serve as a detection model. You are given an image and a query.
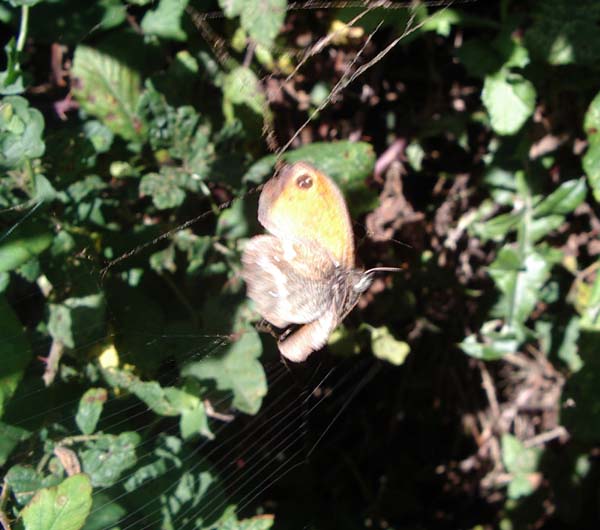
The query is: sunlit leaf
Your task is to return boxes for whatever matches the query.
[21,474,93,530]
[80,432,140,488]
[219,0,286,49]
[71,45,146,142]
[370,326,410,365]
[75,388,107,435]
[0,95,45,169]
[482,70,536,135]
[141,0,189,41]
[182,329,266,415]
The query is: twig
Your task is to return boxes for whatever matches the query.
[479,361,500,421]
[523,426,569,448]
[42,339,64,387]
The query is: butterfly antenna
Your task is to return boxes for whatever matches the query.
[364,266,402,275]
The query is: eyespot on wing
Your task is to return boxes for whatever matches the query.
[257,162,356,268]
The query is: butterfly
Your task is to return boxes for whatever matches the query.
[241,162,398,363]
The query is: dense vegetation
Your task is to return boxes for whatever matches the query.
[1,0,599,529]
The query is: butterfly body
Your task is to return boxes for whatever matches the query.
[242,162,376,362]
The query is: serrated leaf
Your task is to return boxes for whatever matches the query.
[80,432,140,488]
[220,0,286,49]
[75,388,107,435]
[141,0,189,41]
[222,66,267,123]
[0,95,45,169]
[482,70,536,135]
[182,329,266,415]
[21,474,93,530]
[139,171,186,210]
[71,45,146,142]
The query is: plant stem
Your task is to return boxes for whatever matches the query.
[16,6,29,53]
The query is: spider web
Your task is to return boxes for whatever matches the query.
[0,1,486,528]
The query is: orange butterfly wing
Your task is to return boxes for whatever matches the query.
[257,162,356,269]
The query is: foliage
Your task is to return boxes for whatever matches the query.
[0,1,599,529]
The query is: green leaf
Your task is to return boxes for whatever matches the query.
[0,296,32,418]
[216,196,250,240]
[370,326,410,366]
[580,267,600,331]
[216,505,275,530]
[583,141,600,204]
[21,474,93,530]
[489,247,554,333]
[4,465,61,506]
[507,472,538,500]
[6,0,44,6]
[502,434,541,474]
[533,178,587,217]
[101,368,213,438]
[82,493,126,530]
[219,0,286,49]
[80,432,140,488]
[482,70,536,135]
[0,95,45,169]
[557,317,583,372]
[139,171,186,209]
[182,329,266,415]
[0,38,24,95]
[141,0,189,41]
[562,330,600,441]
[71,45,146,142]
[75,388,108,435]
[122,434,226,528]
[83,120,114,153]
[501,434,541,499]
[460,323,520,361]
[472,211,522,243]
[529,215,565,243]
[0,421,30,466]
[47,293,106,349]
[0,220,52,274]
[525,0,600,67]
[583,91,600,203]
[222,66,268,123]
